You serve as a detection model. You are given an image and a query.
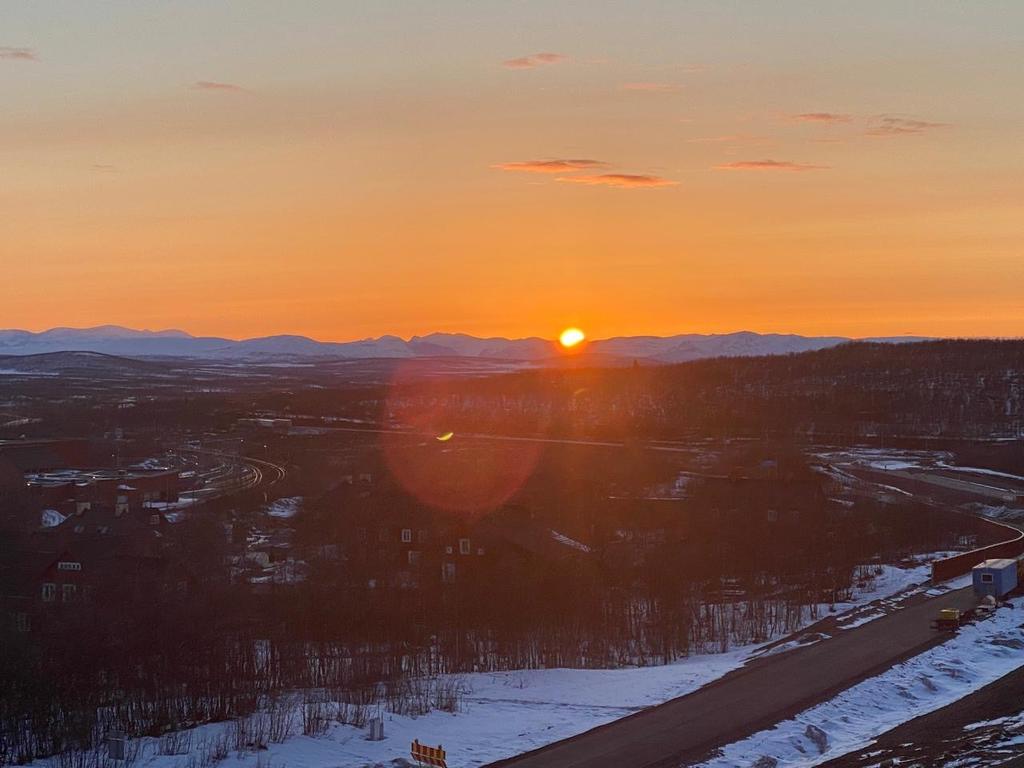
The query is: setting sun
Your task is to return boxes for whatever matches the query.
[559,328,586,348]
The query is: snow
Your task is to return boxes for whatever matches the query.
[60,559,941,768]
[699,600,1024,768]
[41,509,67,528]
[963,714,1018,731]
[866,460,922,471]
[940,465,1024,483]
[925,573,973,596]
[265,497,302,519]
[144,499,198,514]
[753,632,830,658]
[550,530,591,553]
[836,610,886,630]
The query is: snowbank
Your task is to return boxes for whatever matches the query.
[699,600,1024,768]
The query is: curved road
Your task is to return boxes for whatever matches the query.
[179,447,286,499]
[486,585,977,768]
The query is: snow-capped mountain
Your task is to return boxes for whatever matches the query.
[0,325,930,363]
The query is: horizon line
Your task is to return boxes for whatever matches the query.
[0,323,964,346]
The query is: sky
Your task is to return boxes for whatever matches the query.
[1,1,1022,342]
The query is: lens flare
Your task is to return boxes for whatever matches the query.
[559,327,586,348]
[380,361,544,515]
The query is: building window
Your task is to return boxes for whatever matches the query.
[13,612,30,633]
[442,562,456,583]
[407,550,421,566]
[57,561,82,571]
[401,528,413,543]
[62,584,77,602]
[981,573,994,583]
[42,583,57,602]
[418,529,428,544]
[378,528,389,543]
[459,538,471,555]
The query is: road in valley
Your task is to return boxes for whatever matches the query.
[486,585,977,768]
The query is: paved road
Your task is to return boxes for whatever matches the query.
[487,586,977,768]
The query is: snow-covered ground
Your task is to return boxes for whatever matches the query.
[699,599,1024,768]
[265,497,302,519]
[41,509,67,528]
[949,712,1024,766]
[69,561,938,768]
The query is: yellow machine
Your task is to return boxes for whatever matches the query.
[933,608,962,630]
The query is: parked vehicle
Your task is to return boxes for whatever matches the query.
[932,608,963,631]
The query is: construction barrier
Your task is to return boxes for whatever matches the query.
[411,739,447,768]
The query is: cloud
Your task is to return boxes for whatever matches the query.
[0,46,36,61]
[493,159,608,174]
[687,134,767,145]
[622,82,681,93]
[502,52,567,70]
[714,160,829,172]
[191,80,245,92]
[556,173,679,188]
[866,115,948,136]
[792,112,853,123]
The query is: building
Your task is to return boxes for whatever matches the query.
[26,467,179,519]
[972,558,1018,599]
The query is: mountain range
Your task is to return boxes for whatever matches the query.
[0,325,930,364]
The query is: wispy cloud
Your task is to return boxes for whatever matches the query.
[866,115,948,136]
[687,134,767,145]
[191,80,246,92]
[622,82,681,93]
[502,52,567,70]
[791,112,853,123]
[714,160,829,172]
[0,46,36,61]
[493,159,609,174]
[556,173,679,188]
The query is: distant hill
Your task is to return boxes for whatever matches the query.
[0,351,169,375]
[0,325,932,364]
[405,339,1024,441]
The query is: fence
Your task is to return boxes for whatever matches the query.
[931,515,1024,582]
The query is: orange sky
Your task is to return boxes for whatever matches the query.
[2,2,1022,342]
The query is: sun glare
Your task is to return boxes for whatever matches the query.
[559,327,586,348]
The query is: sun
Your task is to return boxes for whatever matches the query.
[559,327,586,349]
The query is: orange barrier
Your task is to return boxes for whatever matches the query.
[411,740,447,768]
